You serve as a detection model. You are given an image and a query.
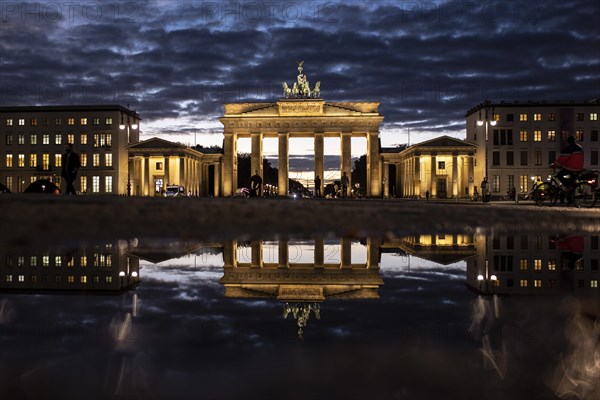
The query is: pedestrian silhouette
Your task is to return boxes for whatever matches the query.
[340,172,349,198]
[314,175,321,197]
[61,143,81,195]
[249,170,263,197]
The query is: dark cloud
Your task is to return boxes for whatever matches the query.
[1,0,598,143]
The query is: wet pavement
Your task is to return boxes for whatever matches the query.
[0,195,599,399]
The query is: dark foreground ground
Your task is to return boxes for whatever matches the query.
[1,194,599,246]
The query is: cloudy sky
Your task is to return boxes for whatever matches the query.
[1,0,599,154]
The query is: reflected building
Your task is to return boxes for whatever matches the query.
[0,242,140,293]
[220,239,383,337]
[384,233,477,265]
[466,234,600,296]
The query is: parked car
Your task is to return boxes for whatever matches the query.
[164,185,185,197]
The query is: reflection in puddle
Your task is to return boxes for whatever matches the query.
[0,233,599,399]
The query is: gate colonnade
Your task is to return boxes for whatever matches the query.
[219,99,385,197]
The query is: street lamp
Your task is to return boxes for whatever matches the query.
[477,100,497,196]
[120,115,139,196]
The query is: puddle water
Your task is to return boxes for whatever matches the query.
[1,234,599,399]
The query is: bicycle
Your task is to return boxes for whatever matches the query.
[532,169,597,208]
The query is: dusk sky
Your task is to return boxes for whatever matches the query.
[1,1,599,155]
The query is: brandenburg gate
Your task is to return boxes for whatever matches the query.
[219,62,385,197]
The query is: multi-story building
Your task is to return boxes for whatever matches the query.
[466,234,600,296]
[465,99,600,197]
[0,105,140,194]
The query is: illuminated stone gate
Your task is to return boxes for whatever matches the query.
[219,63,385,197]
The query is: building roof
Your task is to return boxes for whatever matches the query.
[128,137,189,150]
[465,99,600,117]
[0,104,141,119]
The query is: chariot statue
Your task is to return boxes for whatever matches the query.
[281,61,321,99]
[312,81,321,98]
[282,82,292,98]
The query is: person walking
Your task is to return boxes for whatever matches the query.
[249,170,263,197]
[61,143,81,195]
[314,175,321,197]
[481,176,489,203]
[340,172,349,198]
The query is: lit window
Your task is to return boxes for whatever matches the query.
[520,130,527,142]
[18,118,25,126]
[5,154,13,168]
[548,130,556,142]
[92,176,100,193]
[533,113,541,121]
[42,154,50,170]
[30,256,37,266]
[576,130,584,141]
[80,153,87,167]
[30,134,37,144]
[29,154,37,167]
[548,260,556,271]
[93,154,100,167]
[519,279,528,288]
[520,259,528,271]
[67,118,75,126]
[80,133,87,145]
[17,256,24,266]
[6,118,13,126]
[67,134,74,144]
[591,280,598,288]
[519,113,528,121]
[80,276,87,284]
[43,134,49,144]
[67,275,75,283]
[18,154,25,167]
[80,256,87,267]
[55,134,62,145]
[519,175,528,192]
[493,114,500,121]
[55,154,62,168]
[534,279,542,288]
[534,130,542,142]
[18,275,24,282]
[105,154,112,167]
[105,118,113,125]
[80,176,87,193]
[105,176,113,193]
[591,113,598,121]
[534,260,542,270]
[18,134,25,144]
[30,118,37,126]
[55,256,61,266]
[80,118,87,125]
[42,255,49,266]
[5,275,12,282]
[93,117,100,125]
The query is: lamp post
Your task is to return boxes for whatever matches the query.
[476,100,497,197]
[120,117,138,196]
